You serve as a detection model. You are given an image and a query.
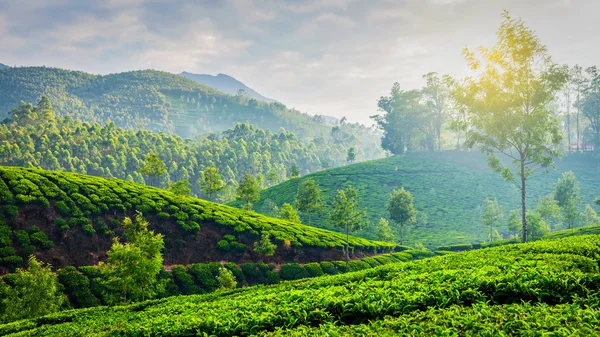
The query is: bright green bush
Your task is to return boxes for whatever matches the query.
[217,240,230,251]
[303,263,324,277]
[319,262,339,275]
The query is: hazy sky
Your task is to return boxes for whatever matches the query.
[1,0,599,124]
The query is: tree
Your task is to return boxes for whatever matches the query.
[99,214,164,304]
[387,188,417,245]
[481,198,503,242]
[526,212,550,240]
[422,72,450,151]
[329,186,367,266]
[375,218,395,243]
[296,179,324,226]
[279,203,300,223]
[346,147,356,163]
[216,267,237,290]
[453,12,568,242]
[253,232,277,256]
[535,194,561,231]
[235,173,261,210]
[553,171,582,230]
[596,197,600,207]
[506,210,521,238]
[168,179,191,196]
[371,85,429,154]
[289,163,301,179]
[1,256,66,322]
[139,153,167,187]
[582,66,600,153]
[200,166,226,202]
[581,204,600,227]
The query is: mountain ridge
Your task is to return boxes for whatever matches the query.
[180,71,276,103]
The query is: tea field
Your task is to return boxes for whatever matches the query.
[2,234,599,336]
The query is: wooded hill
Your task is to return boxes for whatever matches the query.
[0,166,394,273]
[0,67,383,157]
[248,151,600,247]
[0,98,374,199]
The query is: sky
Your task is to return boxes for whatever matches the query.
[0,0,599,125]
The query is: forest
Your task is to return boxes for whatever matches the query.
[0,7,598,336]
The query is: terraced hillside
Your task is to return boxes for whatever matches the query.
[0,166,393,272]
[2,234,599,336]
[249,151,600,247]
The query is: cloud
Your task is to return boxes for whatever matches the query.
[0,0,599,124]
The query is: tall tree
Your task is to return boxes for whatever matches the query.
[168,179,191,196]
[453,12,568,242]
[553,171,582,230]
[1,256,66,323]
[481,198,503,242]
[506,209,521,238]
[200,166,226,202]
[289,163,301,179]
[387,188,417,245]
[535,194,561,231]
[581,204,600,227]
[571,65,585,151]
[139,153,167,187]
[235,173,261,210]
[422,72,450,151]
[346,147,356,163]
[582,66,600,153]
[330,186,367,266]
[99,214,164,304]
[296,179,324,226]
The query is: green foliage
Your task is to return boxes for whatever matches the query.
[375,218,395,243]
[453,12,568,242]
[318,261,339,275]
[168,180,191,196]
[188,263,221,293]
[1,256,66,323]
[171,265,199,295]
[279,263,309,281]
[581,204,600,227]
[235,174,261,210]
[253,233,277,257]
[98,214,164,304]
[216,267,237,290]
[481,198,503,242]
[200,166,226,202]
[553,171,582,229]
[139,153,167,187]
[387,188,417,244]
[330,186,368,263]
[217,240,230,251]
[56,266,101,308]
[295,179,324,226]
[303,262,324,277]
[278,203,300,223]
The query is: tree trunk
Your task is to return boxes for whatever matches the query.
[520,159,528,242]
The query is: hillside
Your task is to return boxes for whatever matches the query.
[249,151,600,247]
[0,166,393,273]
[2,234,599,335]
[0,99,379,199]
[0,64,8,70]
[0,66,332,138]
[180,72,276,103]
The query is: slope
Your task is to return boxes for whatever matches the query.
[2,234,599,336]
[0,64,8,70]
[180,72,276,103]
[0,66,330,138]
[249,151,600,247]
[0,166,394,273]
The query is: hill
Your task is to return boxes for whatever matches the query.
[0,99,381,199]
[0,64,8,70]
[248,151,600,247]
[180,72,276,103]
[0,66,331,138]
[2,233,599,335]
[0,166,393,273]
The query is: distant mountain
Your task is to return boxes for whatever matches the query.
[0,63,8,69]
[180,72,276,103]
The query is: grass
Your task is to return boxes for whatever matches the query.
[248,151,600,248]
[1,233,599,336]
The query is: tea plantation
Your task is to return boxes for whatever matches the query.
[2,234,599,336]
[0,166,394,271]
[250,151,600,247]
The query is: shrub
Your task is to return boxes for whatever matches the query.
[223,234,236,242]
[217,240,230,251]
[188,263,221,292]
[319,261,339,275]
[332,261,348,273]
[172,265,199,295]
[157,212,170,221]
[54,201,71,216]
[303,262,324,277]
[82,224,96,236]
[253,233,277,256]
[182,221,200,232]
[14,230,30,246]
[347,260,370,272]
[230,241,247,253]
[223,262,245,285]
[56,266,101,308]
[280,263,309,281]
[240,263,274,285]
[30,231,54,250]
[216,267,237,290]
[264,271,281,285]
[1,255,23,271]
[436,243,473,252]
[2,205,19,219]
[55,218,70,231]
[0,246,15,258]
